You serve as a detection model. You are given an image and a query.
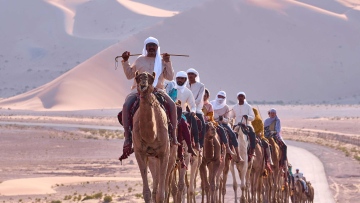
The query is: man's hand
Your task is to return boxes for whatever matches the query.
[191,112,196,117]
[122,51,130,62]
[242,115,248,119]
[219,116,223,121]
[163,53,170,62]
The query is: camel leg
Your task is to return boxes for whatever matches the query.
[264,176,268,203]
[193,156,201,203]
[177,152,190,203]
[135,152,151,203]
[185,170,189,203]
[275,170,282,203]
[250,170,255,203]
[257,172,263,203]
[236,162,248,203]
[177,167,186,203]
[171,165,178,202]
[156,153,169,203]
[211,159,221,203]
[165,145,177,202]
[199,159,209,203]
[222,155,231,203]
[254,171,261,203]
[229,159,238,203]
[208,162,215,203]
[246,168,251,203]
[148,157,158,202]
[188,154,199,203]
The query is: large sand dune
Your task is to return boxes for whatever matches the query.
[0,0,207,98]
[0,0,359,110]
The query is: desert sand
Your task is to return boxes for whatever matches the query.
[0,105,359,202]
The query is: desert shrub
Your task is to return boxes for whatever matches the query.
[93,192,103,199]
[103,196,113,202]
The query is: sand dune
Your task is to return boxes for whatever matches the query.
[0,0,207,99]
[1,0,359,110]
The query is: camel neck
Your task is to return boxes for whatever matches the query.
[139,91,156,139]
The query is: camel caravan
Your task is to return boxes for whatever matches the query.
[116,37,315,203]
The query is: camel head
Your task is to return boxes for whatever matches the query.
[135,71,155,93]
[205,122,216,139]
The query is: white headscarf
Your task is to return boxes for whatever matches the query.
[175,71,188,93]
[186,68,200,82]
[237,91,248,104]
[210,91,227,110]
[237,91,246,98]
[269,108,277,113]
[142,37,162,87]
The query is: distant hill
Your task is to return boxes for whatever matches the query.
[0,0,359,110]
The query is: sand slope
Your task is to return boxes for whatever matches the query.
[0,0,208,98]
[1,0,359,110]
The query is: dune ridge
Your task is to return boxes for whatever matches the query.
[0,0,359,110]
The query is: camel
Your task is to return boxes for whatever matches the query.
[279,169,291,203]
[154,144,177,203]
[199,122,222,203]
[248,138,266,203]
[167,139,200,203]
[186,150,201,203]
[132,71,170,203]
[177,142,191,203]
[306,181,314,203]
[264,136,282,203]
[165,107,201,203]
[293,180,307,203]
[215,145,226,203]
[222,126,250,203]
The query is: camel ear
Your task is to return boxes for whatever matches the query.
[148,72,155,85]
[135,71,141,83]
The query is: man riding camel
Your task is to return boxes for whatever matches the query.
[186,68,206,149]
[230,92,257,157]
[251,107,274,166]
[120,36,178,159]
[211,91,243,162]
[174,71,201,151]
[264,108,288,167]
[164,80,197,157]
[202,89,237,158]
[294,168,308,194]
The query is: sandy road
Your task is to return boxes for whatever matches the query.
[203,143,336,202]
[287,143,335,203]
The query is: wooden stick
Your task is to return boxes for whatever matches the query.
[115,53,189,69]
[122,53,189,56]
[115,53,189,61]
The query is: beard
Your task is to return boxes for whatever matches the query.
[176,80,185,86]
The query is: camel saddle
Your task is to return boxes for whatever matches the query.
[117,89,171,132]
